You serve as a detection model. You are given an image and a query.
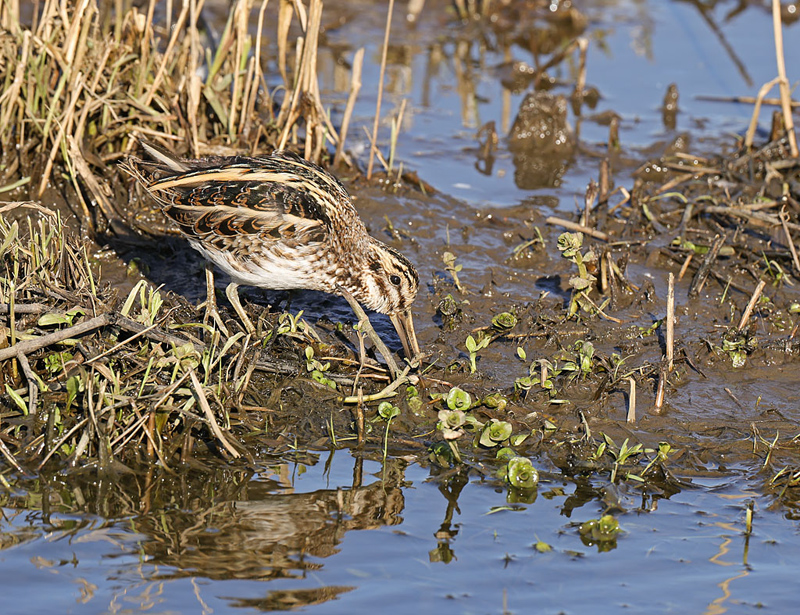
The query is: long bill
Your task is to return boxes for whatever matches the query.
[389,309,421,364]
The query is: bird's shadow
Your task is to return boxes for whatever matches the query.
[105,233,405,352]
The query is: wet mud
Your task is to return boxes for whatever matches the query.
[3,0,800,612]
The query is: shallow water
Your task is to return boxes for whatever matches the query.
[2,456,796,614]
[6,0,800,613]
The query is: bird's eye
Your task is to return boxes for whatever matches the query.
[390,274,402,286]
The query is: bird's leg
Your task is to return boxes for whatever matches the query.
[225,282,256,334]
[199,264,230,336]
[337,286,401,379]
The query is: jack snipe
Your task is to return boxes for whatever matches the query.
[122,142,420,376]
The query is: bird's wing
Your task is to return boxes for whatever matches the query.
[126,149,353,250]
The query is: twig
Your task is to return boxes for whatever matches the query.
[0,302,49,314]
[0,313,112,362]
[36,418,89,471]
[696,94,800,108]
[738,279,767,331]
[0,437,24,473]
[545,216,609,241]
[341,365,413,404]
[654,366,667,413]
[367,0,395,179]
[689,234,725,298]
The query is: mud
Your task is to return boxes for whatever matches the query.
[3,1,800,613]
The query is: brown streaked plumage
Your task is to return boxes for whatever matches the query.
[122,142,420,372]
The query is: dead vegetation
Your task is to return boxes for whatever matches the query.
[2,0,800,514]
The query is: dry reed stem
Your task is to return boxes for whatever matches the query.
[654,366,666,412]
[574,37,588,99]
[626,377,636,423]
[37,73,84,198]
[545,216,609,241]
[772,0,798,157]
[738,279,767,331]
[367,0,395,179]
[666,272,675,372]
[241,0,270,137]
[334,47,365,166]
[189,370,241,458]
[779,206,800,274]
[696,94,800,107]
[277,0,294,87]
[745,77,780,150]
[678,252,693,281]
[142,2,189,107]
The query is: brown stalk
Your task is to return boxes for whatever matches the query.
[142,2,189,107]
[744,77,780,151]
[37,71,84,197]
[779,206,800,274]
[738,279,767,332]
[241,0,271,137]
[771,0,798,157]
[189,370,241,459]
[654,366,666,413]
[666,272,675,372]
[367,0,395,179]
[334,47,365,166]
[626,377,636,423]
[545,216,609,242]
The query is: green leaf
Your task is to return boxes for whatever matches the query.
[492,312,517,331]
[479,419,513,447]
[446,387,472,411]
[5,385,27,414]
[506,457,539,489]
[465,335,477,353]
[533,539,552,553]
[37,312,71,326]
[377,401,399,420]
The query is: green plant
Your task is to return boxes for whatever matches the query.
[479,419,513,448]
[498,455,539,489]
[465,333,490,373]
[580,514,622,545]
[442,251,464,292]
[557,232,598,318]
[305,346,336,389]
[446,387,472,412]
[491,311,517,331]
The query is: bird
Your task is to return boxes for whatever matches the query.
[122,141,420,376]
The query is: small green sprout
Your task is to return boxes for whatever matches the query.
[482,393,507,411]
[557,232,598,318]
[721,328,757,368]
[437,408,466,440]
[442,251,464,292]
[305,346,336,389]
[405,384,424,415]
[377,401,400,420]
[465,333,490,373]
[491,311,517,331]
[560,340,595,380]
